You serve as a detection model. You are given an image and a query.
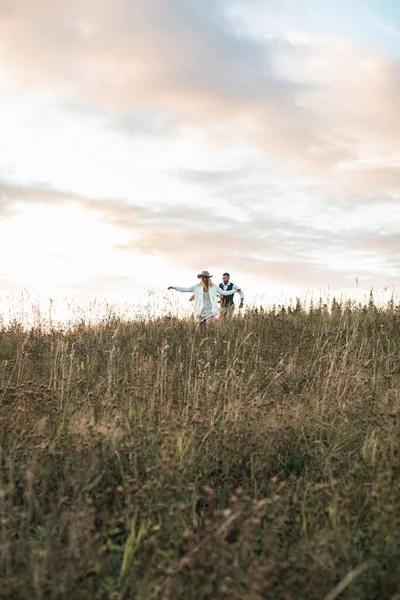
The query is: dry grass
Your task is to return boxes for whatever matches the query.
[1,297,400,599]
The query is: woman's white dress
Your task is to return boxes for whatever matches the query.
[196,290,217,324]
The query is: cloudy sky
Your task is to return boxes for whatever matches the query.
[1,0,399,318]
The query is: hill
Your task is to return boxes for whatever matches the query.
[1,299,400,599]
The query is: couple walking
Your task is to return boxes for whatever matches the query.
[168,270,244,330]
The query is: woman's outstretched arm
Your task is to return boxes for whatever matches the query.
[168,286,197,293]
[219,287,241,296]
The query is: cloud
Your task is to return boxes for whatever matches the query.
[0,0,295,107]
[1,178,398,293]
[355,231,400,256]
[1,0,399,180]
[338,165,400,193]
[62,274,137,299]
[366,8,400,39]
[0,180,151,223]
[302,163,400,212]
[110,110,180,138]
[0,0,356,173]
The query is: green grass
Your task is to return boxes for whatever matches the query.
[1,297,400,598]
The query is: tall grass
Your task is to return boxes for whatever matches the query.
[1,296,400,599]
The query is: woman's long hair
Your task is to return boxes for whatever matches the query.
[200,277,214,292]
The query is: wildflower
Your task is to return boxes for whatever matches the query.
[243,517,261,540]
[202,485,215,499]
[178,556,196,571]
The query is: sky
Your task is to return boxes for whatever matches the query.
[0,0,399,321]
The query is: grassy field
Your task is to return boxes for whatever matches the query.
[1,297,400,599]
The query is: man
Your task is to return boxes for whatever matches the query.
[218,272,244,318]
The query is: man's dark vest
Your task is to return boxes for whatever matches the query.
[219,282,234,306]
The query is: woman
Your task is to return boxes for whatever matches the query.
[168,270,241,329]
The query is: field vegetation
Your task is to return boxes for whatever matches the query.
[1,295,400,599]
